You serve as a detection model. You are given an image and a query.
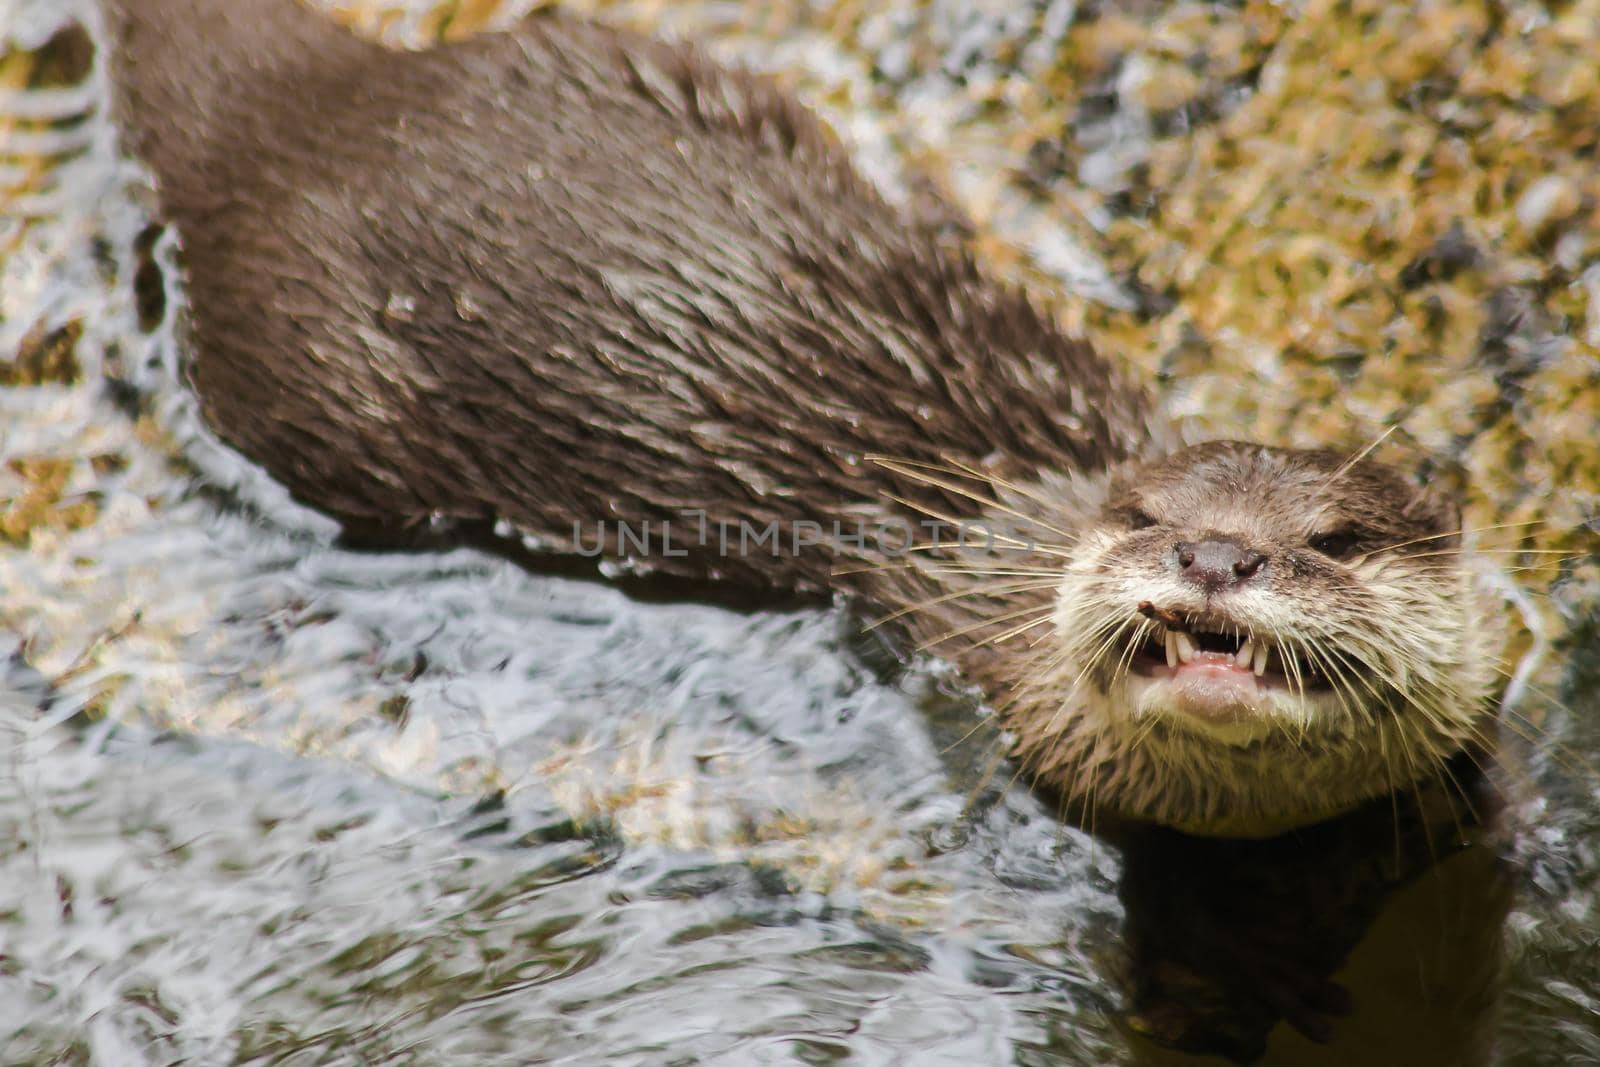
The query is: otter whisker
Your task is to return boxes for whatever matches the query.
[1287,636,1348,731]
[1314,635,1458,745]
[912,601,1059,654]
[1112,618,1154,684]
[1296,636,1381,727]
[984,613,1059,647]
[1266,706,1307,752]
[938,454,1084,538]
[1129,712,1164,752]
[944,709,1006,760]
[838,553,1055,572]
[1385,719,1447,861]
[1074,739,1101,837]
[1433,729,1491,831]
[1047,621,1126,705]
[880,491,1075,559]
[1378,728,1407,867]
[961,742,1017,811]
[869,455,1081,544]
[1065,622,1145,728]
[1400,714,1485,854]
[834,553,1068,579]
[1484,708,1571,766]
[922,567,1067,579]
[1496,564,1585,576]
[1020,615,1131,748]
[874,475,1074,548]
[1481,665,1600,780]
[1319,637,1487,813]
[1358,519,1549,559]
[1319,424,1399,488]
[865,578,1060,631]
[1277,631,1311,706]
[1396,547,1579,558]
[921,553,1076,571]
[998,647,1074,712]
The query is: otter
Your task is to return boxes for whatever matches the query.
[98,0,1498,837]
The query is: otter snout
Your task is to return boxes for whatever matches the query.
[1174,538,1267,593]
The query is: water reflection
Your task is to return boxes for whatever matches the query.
[1111,762,1510,1064]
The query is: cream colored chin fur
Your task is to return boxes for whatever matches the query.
[1002,527,1499,837]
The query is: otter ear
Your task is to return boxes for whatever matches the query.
[1096,456,1154,515]
[1402,478,1461,535]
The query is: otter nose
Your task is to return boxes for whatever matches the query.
[1175,539,1268,593]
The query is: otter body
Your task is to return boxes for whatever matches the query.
[103,0,1154,589]
[102,0,1497,835]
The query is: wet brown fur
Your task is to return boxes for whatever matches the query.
[100,0,1490,834]
[101,0,1157,592]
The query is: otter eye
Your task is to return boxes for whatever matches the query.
[1310,529,1361,559]
[1126,508,1158,531]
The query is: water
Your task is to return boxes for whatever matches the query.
[2,1,1597,1063]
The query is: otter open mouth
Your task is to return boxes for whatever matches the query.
[1128,609,1332,691]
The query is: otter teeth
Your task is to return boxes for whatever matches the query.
[1158,625,1268,673]
[1231,637,1271,676]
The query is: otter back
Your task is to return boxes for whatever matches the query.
[103,0,1155,591]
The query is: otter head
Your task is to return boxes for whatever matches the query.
[1021,440,1498,837]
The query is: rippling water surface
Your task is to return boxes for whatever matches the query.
[2,1,1597,1064]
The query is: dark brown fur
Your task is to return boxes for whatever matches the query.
[102,0,1157,595]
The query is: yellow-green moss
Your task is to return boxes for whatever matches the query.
[2,319,84,386]
[1,455,101,545]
